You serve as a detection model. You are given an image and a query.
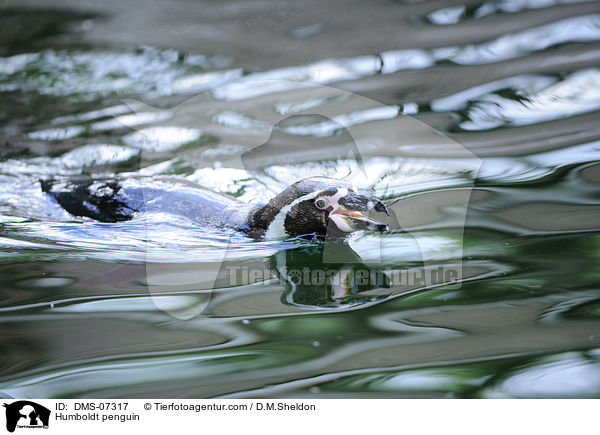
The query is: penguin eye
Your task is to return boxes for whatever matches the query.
[315,198,328,210]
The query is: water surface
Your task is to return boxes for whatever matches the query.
[0,0,599,398]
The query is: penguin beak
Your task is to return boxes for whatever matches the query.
[329,193,389,233]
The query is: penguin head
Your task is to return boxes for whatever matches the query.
[250,177,389,239]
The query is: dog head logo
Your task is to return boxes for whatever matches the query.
[3,401,50,433]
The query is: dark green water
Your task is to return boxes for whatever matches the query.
[0,0,599,398]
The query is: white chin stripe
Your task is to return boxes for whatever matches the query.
[263,186,355,239]
[264,190,322,239]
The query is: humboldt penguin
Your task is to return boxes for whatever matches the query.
[41,176,389,239]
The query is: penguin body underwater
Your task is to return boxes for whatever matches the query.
[41,176,389,239]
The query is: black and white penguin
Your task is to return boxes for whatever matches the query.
[41,176,389,239]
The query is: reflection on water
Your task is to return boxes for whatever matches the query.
[0,0,600,398]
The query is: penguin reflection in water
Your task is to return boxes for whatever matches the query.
[42,176,392,305]
[270,242,394,307]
